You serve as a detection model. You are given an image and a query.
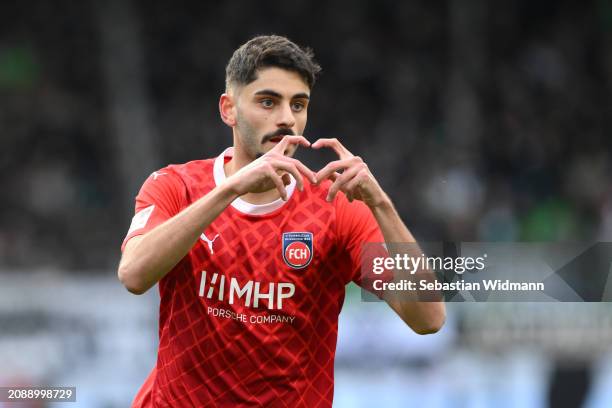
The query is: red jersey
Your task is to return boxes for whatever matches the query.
[122,148,385,407]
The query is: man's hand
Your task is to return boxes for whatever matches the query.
[226,136,317,200]
[314,137,445,334]
[313,138,387,207]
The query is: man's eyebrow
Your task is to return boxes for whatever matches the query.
[254,90,310,100]
[293,92,310,100]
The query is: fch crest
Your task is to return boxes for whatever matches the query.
[282,232,313,269]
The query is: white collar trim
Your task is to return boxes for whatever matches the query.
[213,147,296,215]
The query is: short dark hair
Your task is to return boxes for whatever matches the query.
[225,35,321,91]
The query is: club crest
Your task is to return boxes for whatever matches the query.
[282,232,313,269]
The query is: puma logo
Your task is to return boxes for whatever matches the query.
[200,233,220,254]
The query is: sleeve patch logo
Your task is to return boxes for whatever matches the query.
[282,232,313,269]
[127,205,155,235]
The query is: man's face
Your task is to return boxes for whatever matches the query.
[231,67,310,159]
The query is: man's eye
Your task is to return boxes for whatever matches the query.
[261,99,274,108]
[292,102,305,112]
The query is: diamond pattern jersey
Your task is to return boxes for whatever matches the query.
[122,150,385,407]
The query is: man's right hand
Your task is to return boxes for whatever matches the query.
[225,136,317,200]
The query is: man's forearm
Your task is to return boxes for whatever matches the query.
[370,196,446,334]
[118,182,238,294]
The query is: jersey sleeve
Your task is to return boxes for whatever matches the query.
[334,192,390,296]
[121,169,186,251]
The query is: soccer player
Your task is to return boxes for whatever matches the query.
[118,35,445,407]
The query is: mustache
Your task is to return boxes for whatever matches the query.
[261,128,295,144]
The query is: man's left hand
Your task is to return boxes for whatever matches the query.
[312,138,388,208]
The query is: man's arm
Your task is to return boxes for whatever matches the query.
[118,136,315,294]
[313,138,446,335]
[118,184,238,294]
[368,199,446,334]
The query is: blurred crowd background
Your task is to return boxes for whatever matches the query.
[1,0,611,407]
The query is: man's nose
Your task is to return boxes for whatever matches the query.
[275,103,295,129]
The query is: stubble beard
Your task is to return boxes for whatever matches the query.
[235,110,298,160]
[235,110,265,160]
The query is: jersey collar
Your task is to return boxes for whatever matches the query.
[213,147,296,216]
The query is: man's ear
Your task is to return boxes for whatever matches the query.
[219,93,236,127]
